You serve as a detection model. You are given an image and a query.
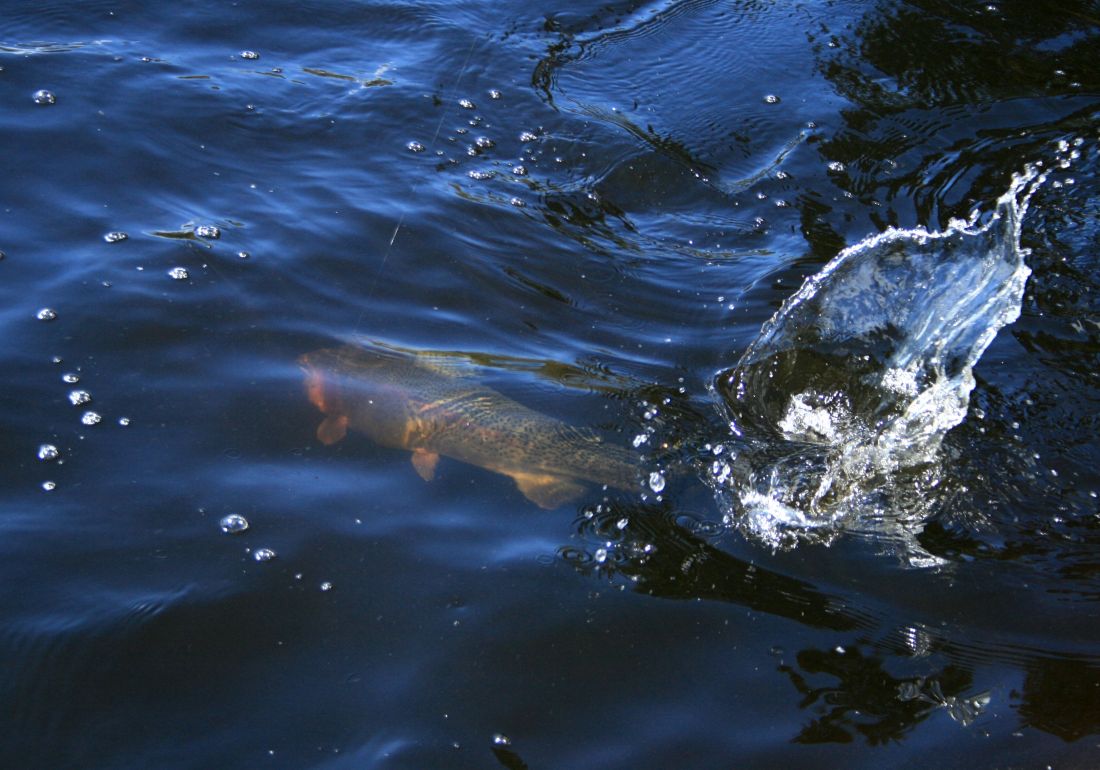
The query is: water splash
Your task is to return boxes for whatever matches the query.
[710,162,1055,554]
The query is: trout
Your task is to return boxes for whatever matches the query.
[299,344,640,508]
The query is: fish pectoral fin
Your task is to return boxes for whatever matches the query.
[316,415,349,445]
[411,448,440,482]
[511,472,587,510]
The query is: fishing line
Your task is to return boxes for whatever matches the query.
[356,32,483,334]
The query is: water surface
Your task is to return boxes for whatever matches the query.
[2,1,1099,767]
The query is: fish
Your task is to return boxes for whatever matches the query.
[298,344,640,509]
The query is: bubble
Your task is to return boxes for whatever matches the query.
[511,165,527,176]
[36,308,57,321]
[509,197,525,207]
[219,513,249,534]
[488,89,502,100]
[252,547,277,562]
[519,131,537,142]
[68,390,92,406]
[406,140,425,153]
[81,411,102,425]
[118,416,131,426]
[648,471,666,493]
[33,89,56,105]
[62,373,80,384]
[38,444,60,461]
[237,251,250,259]
[467,170,494,180]
[42,480,56,491]
[616,518,629,530]
[827,161,846,172]
[491,734,511,746]
[195,225,220,239]
[103,231,128,243]
[763,94,780,104]
[458,98,476,110]
[475,136,494,149]
[594,547,608,563]
[167,267,189,280]
[320,581,333,591]
[239,50,260,60]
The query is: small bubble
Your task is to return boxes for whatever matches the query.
[519,131,537,142]
[648,471,666,493]
[36,308,57,321]
[253,547,277,562]
[491,734,511,746]
[616,518,629,530]
[458,98,476,110]
[827,161,846,172]
[118,416,131,426]
[632,433,649,448]
[406,140,425,152]
[33,89,56,105]
[509,197,525,207]
[594,547,608,563]
[103,231,128,243]
[62,373,80,384]
[467,170,494,180]
[81,411,102,426]
[239,50,260,60]
[475,136,494,149]
[38,444,60,461]
[511,165,527,176]
[168,267,189,280]
[219,513,249,534]
[195,225,220,239]
[763,94,780,104]
[68,390,92,406]
[320,581,333,591]
[42,480,56,491]
[488,89,502,100]
[237,251,250,259]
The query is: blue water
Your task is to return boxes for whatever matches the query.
[2,1,1099,767]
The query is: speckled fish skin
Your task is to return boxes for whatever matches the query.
[299,344,639,508]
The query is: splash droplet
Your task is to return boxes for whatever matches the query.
[68,390,92,406]
[36,308,57,321]
[33,89,56,105]
[648,471,666,493]
[219,513,249,534]
[252,547,276,562]
[38,444,60,461]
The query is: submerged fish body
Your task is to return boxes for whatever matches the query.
[299,344,639,508]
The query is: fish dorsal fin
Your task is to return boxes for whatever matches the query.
[411,448,440,481]
[510,472,587,510]
[316,415,348,445]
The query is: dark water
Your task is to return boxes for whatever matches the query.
[2,1,1099,767]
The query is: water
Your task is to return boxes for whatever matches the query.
[2,1,1099,768]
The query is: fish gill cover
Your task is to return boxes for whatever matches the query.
[707,141,1086,561]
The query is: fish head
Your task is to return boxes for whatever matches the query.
[298,346,422,448]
